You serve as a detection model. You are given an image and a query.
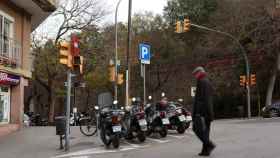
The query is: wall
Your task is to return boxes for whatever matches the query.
[10,77,28,124]
[0,0,32,78]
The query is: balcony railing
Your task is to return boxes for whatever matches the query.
[0,34,22,68]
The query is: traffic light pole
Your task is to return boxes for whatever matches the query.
[65,69,72,151]
[114,0,123,101]
[126,0,132,106]
[190,23,251,118]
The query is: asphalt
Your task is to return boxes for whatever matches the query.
[0,118,280,158]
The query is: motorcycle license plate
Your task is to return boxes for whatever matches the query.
[112,126,122,132]
[179,115,186,122]
[162,118,170,125]
[139,119,147,126]
[186,116,192,121]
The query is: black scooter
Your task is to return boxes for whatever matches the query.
[166,102,189,134]
[98,101,125,148]
[124,98,147,142]
[145,102,170,138]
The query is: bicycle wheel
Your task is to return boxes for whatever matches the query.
[79,118,97,136]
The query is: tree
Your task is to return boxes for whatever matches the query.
[164,0,218,24]
[32,0,105,122]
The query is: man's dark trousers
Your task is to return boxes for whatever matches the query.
[193,116,213,152]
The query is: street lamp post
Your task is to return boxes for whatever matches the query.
[190,23,251,118]
[114,0,123,101]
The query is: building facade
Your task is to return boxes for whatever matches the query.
[0,0,57,136]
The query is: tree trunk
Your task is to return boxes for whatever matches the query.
[266,72,276,106]
[265,53,280,106]
[86,88,90,109]
[48,92,56,123]
[48,79,55,123]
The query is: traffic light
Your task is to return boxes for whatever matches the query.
[250,74,256,86]
[72,56,81,73]
[108,65,115,82]
[59,41,72,68]
[175,21,182,33]
[117,73,124,85]
[71,34,80,56]
[183,18,191,32]
[239,75,246,87]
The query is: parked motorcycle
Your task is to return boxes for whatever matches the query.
[166,102,192,134]
[145,99,170,138]
[26,112,48,126]
[124,97,147,142]
[98,100,125,148]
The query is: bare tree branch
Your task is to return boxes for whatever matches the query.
[53,0,106,44]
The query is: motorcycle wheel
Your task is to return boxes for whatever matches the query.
[145,129,152,136]
[125,132,134,140]
[185,122,190,129]
[159,127,167,138]
[100,128,111,147]
[177,124,186,134]
[137,131,146,142]
[112,135,120,148]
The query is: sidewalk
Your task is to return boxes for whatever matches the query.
[0,124,19,137]
[0,126,101,158]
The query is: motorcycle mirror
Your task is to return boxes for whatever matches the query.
[94,106,99,110]
[132,97,136,102]
[113,100,118,105]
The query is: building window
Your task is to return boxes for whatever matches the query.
[0,86,10,124]
[0,10,14,58]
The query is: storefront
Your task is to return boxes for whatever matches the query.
[0,72,20,124]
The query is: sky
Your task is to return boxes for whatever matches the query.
[102,0,168,23]
[34,0,168,38]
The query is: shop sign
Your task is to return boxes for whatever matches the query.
[0,72,20,85]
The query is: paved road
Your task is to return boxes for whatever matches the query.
[1,118,280,158]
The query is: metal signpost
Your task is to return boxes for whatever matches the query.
[65,70,72,151]
[139,43,151,105]
[59,34,83,151]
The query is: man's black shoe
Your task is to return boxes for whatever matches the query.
[198,144,216,156]
[207,143,216,155]
[198,152,209,156]
[198,145,207,156]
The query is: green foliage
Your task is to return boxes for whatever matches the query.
[164,0,218,24]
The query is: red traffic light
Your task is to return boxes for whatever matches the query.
[71,34,80,56]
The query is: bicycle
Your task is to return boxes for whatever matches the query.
[79,105,98,136]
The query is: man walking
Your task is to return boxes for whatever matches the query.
[192,66,216,156]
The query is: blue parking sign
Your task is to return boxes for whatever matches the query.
[139,43,151,64]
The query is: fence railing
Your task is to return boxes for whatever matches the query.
[0,34,22,68]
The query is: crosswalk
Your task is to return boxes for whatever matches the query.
[52,130,195,158]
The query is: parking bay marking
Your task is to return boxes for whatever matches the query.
[167,135,185,139]
[123,141,151,148]
[146,138,170,143]
[52,146,136,158]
